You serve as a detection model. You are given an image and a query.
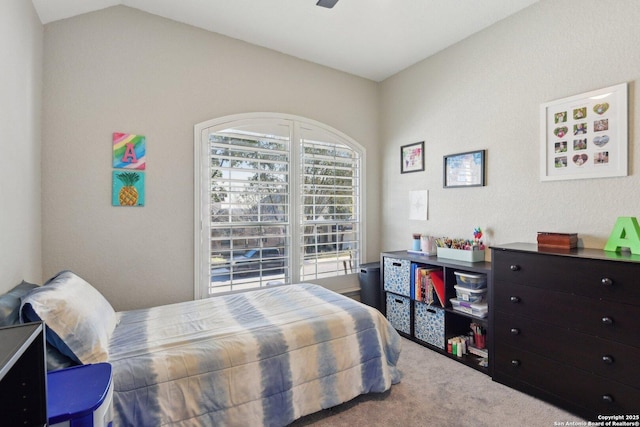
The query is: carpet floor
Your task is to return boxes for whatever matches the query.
[290,337,586,426]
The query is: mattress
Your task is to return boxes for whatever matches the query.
[108,283,402,426]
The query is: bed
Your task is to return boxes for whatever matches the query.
[1,271,402,426]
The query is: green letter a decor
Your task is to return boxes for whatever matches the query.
[604,217,640,254]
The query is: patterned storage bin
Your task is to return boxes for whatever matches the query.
[383,257,411,297]
[414,302,445,349]
[385,292,411,335]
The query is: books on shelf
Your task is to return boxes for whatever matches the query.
[430,270,445,307]
[410,264,445,307]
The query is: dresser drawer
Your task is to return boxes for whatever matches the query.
[494,344,640,417]
[493,250,640,306]
[495,311,640,386]
[494,282,640,347]
[383,257,411,297]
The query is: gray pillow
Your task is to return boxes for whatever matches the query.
[0,281,39,326]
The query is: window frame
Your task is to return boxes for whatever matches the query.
[194,113,366,299]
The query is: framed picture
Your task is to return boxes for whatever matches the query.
[112,171,145,206]
[540,82,628,181]
[401,141,425,173]
[443,150,485,188]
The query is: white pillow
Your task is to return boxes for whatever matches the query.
[21,271,117,364]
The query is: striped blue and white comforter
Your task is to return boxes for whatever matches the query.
[108,283,402,426]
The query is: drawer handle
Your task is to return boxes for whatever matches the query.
[602,355,615,365]
[395,299,404,304]
[601,316,614,325]
[511,359,520,367]
[601,277,613,287]
[510,264,520,271]
[510,328,520,335]
[426,308,436,314]
[602,394,614,404]
[392,262,402,267]
[510,296,521,303]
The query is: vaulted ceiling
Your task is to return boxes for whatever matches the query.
[31,0,538,81]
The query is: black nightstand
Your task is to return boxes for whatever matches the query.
[0,322,47,427]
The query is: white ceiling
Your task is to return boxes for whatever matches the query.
[31,0,538,82]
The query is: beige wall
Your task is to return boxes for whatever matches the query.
[37,0,640,310]
[42,6,380,310]
[0,0,43,292]
[380,0,640,255]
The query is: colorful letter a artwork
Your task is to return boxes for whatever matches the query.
[113,132,146,169]
[112,132,146,207]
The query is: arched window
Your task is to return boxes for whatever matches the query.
[194,113,364,298]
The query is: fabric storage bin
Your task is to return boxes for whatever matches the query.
[414,302,445,349]
[385,292,411,335]
[383,257,411,297]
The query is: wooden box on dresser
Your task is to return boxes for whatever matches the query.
[491,243,640,421]
[381,250,492,375]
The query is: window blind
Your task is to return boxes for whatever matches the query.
[299,137,360,281]
[208,127,290,294]
[197,116,363,297]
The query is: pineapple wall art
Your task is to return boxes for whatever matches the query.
[112,171,145,206]
[112,132,146,207]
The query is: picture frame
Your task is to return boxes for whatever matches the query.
[400,141,425,173]
[443,150,485,188]
[540,82,628,181]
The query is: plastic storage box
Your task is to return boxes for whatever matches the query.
[450,298,488,318]
[454,285,487,303]
[48,363,114,427]
[437,247,485,263]
[454,271,487,289]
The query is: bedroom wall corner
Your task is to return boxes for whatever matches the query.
[0,0,44,292]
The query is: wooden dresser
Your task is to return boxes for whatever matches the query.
[491,243,640,420]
